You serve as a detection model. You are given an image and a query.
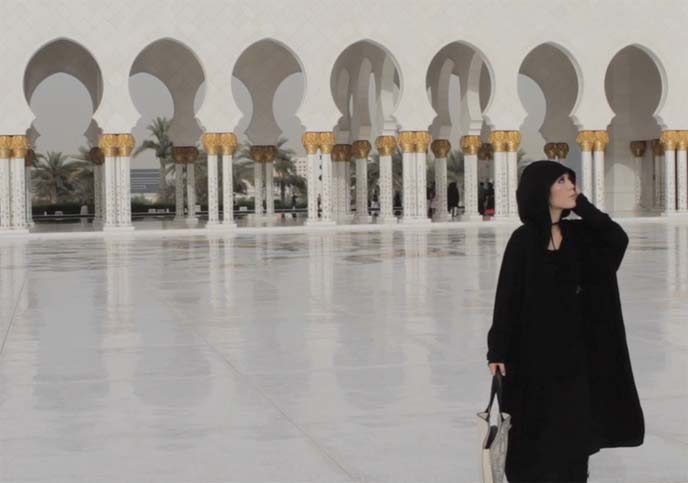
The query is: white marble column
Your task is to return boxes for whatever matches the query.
[220,133,238,228]
[253,161,264,216]
[332,144,352,223]
[660,131,678,216]
[186,161,197,222]
[344,159,352,220]
[116,134,134,229]
[592,131,609,211]
[174,162,185,221]
[400,131,416,221]
[100,135,118,229]
[506,132,521,219]
[207,152,220,225]
[265,160,274,216]
[576,131,595,201]
[303,133,321,224]
[24,152,34,227]
[652,140,662,210]
[9,136,28,231]
[460,135,482,221]
[431,139,450,222]
[202,133,220,226]
[490,131,509,218]
[375,135,397,224]
[0,138,11,232]
[676,133,688,214]
[91,148,104,226]
[319,134,335,223]
[630,141,647,214]
[414,131,431,223]
[352,140,372,223]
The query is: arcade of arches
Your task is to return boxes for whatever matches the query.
[2,5,687,235]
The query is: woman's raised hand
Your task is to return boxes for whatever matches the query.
[488,363,506,376]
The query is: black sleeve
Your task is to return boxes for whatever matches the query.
[572,192,629,275]
[486,229,525,364]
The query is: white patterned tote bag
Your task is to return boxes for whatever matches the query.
[477,371,511,483]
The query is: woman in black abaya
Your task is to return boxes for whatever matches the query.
[486,160,644,482]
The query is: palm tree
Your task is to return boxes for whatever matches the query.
[133,117,173,197]
[32,152,80,204]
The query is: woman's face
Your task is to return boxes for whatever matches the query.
[549,172,577,210]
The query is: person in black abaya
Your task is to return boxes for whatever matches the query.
[486,160,644,482]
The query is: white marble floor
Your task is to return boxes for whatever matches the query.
[0,222,686,482]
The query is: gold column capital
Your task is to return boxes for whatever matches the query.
[219,132,238,155]
[25,149,36,167]
[478,142,493,161]
[99,134,119,157]
[375,135,397,156]
[10,135,29,158]
[651,138,664,156]
[544,142,558,159]
[301,132,320,155]
[459,135,481,155]
[263,145,277,163]
[89,147,104,165]
[249,145,264,162]
[431,139,451,158]
[0,136,12,158]
[505,131,521,152]
[172,146,198,164]
[352,140,371,159]
[555,142,569,159]
[398,131,415,153]
[575,131,595,151]
[677,131,688,151]
[414,131,432,153]
[202,132,221,155]
[332,144,352,162]
[630,140,647,157]
[489,131,509,153]
[318,132,336,154]
[593,131,609,151]
[660,130,680,151]
[117,133,135,157]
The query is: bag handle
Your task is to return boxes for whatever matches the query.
[484,371,505,419]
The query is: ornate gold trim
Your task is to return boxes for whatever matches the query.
[651,138,664,157]
[555,142,569,159]
[352,140,371,159]
[332,144,352,162]
[89,147,104,165]
[478,143,493,161]
[10,135,29,158]
[172,146,199,164]
[202,133,221,155]
[660,130,679,151]
[99,134,119,157]
[630,140,647,158]
[0,136,12,158]
[505,131,521,152]
[117,134,135,157]
[219,132,238,156]
[319,132,336,154]
[575,131,595,152]
[375,136,397,156]
[301,132,320,155]
[677,131,688,151]
[593,131,609,151]
[414,131,432,153]
[431,139,451,158]
[398,131,415,153]
[489,131,508,153]
[25,149,36,167]
[544,142,557,159]
[459,135,481,155]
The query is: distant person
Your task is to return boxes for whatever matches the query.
[448,181,459,217]
[393,191,401,216]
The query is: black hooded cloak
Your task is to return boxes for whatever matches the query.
[486,160,644,476]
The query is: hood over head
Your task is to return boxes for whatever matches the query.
[516,160,577,227]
